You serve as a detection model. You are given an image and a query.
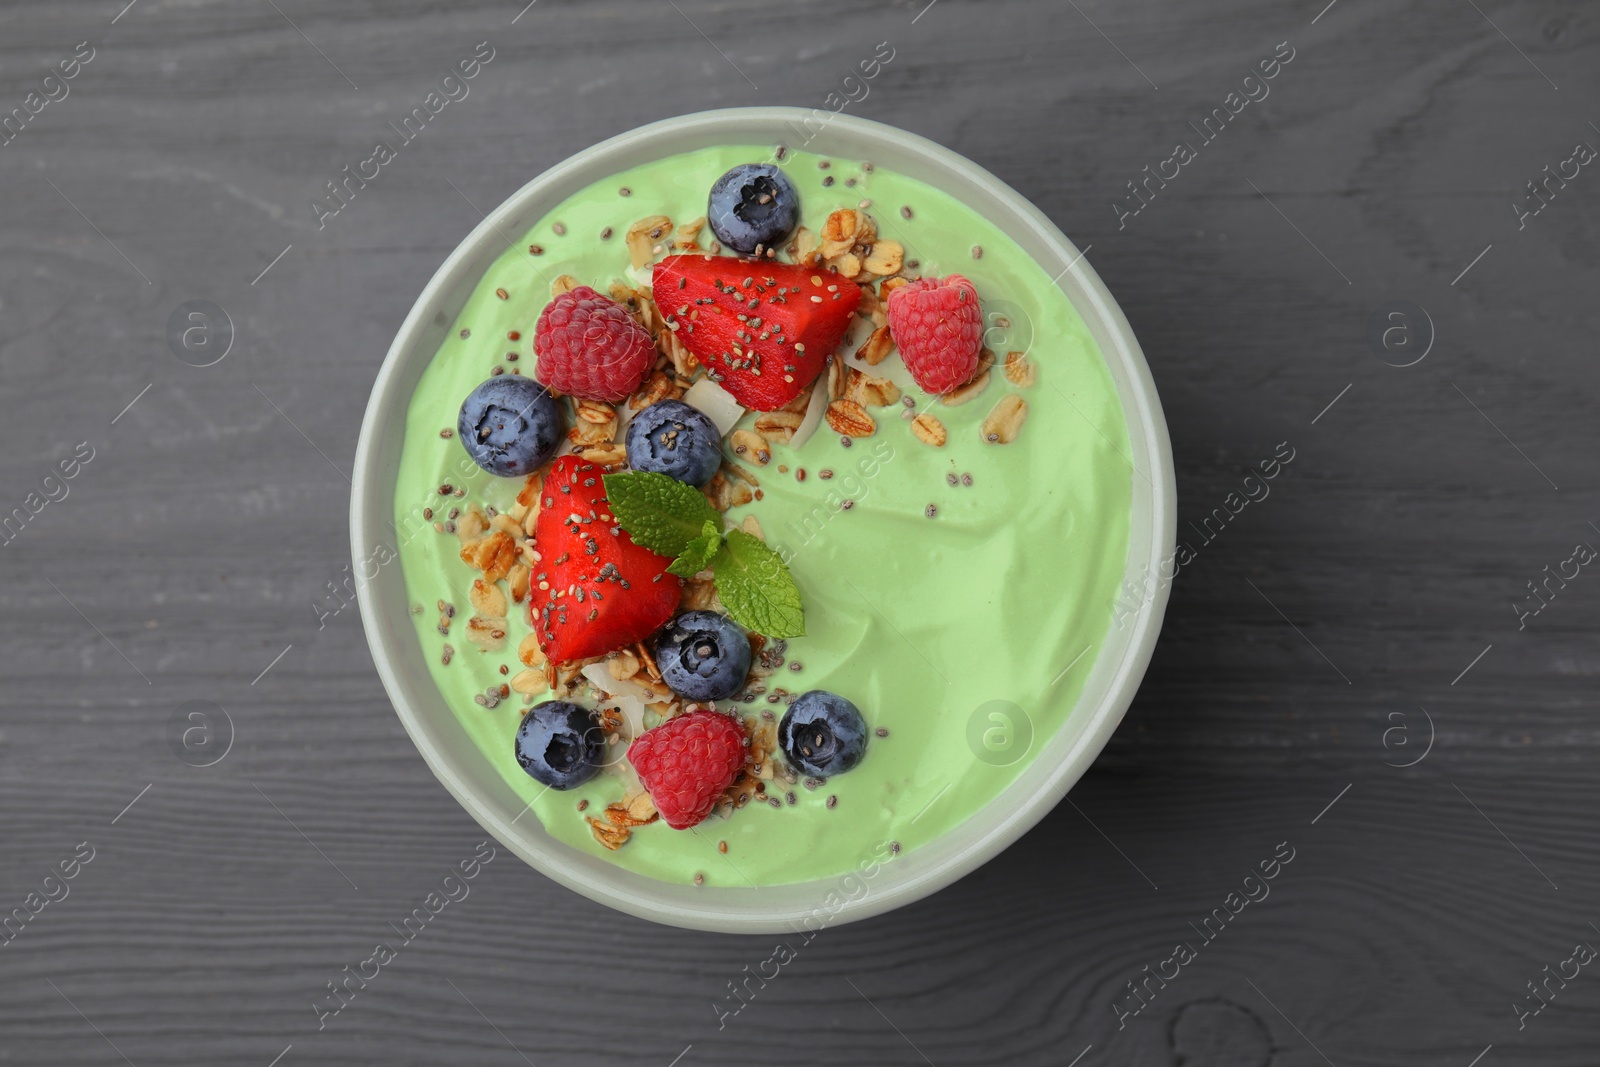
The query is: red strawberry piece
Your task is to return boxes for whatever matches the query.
[885,273,984,395]
[533,286,655,403]
[652,255,861,411]
[529,455,681,664]
[627,709,748,830]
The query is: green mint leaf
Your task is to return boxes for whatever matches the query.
[602,471,722,558]
[667,520,723,578]
[712,528,805,638]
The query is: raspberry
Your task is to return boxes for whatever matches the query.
[533,286,654,403]
[626,709,748,830]
[885,273,984,395]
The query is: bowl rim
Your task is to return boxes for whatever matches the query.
[352,106,1175,933]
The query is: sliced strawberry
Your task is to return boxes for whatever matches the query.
[530,455,681,664]
[652,255,862,411]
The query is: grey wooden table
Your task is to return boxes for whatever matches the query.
[3,0,1597,1063]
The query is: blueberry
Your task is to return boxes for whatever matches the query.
[707,163,800,255]
[655,611,752,702]
[626,399,722,487]
[514,701,604,790]
[779,691,867,778]
[458,375,563,477]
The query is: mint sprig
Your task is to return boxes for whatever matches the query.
[603,471,721,558]
[601,471,805,638]
[712,529,805,638]
[666,520,723,578]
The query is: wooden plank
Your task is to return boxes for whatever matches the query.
[1,0,1598,1062]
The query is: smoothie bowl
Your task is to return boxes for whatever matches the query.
[352,108,1173,932]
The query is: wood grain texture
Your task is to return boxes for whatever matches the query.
[1,0,1598,1063]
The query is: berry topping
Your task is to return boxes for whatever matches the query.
[885,273,984,395]
[654,610,752,702]
[533,285,655,402]
[652,256,861,411]
[625,398,722,487]
[457,376,564,477]
[707,163,801,255]
[778,690,868,778]
[627,709,748,830]
[514,700,604,790]
[530,455,681,664]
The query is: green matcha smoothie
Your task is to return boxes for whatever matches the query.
[392,145,1131,886]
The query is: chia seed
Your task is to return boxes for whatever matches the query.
[553,222,567,235]
[971,245,984,259]
[788,661,803,672]
[875,727,889,737]
[925,504,938,518]
[490,365,504,376]
[946,472,959,486]
[890,841,901,854]
[786,791,797,806]
[822,175,835,186]
[840,499,854,510]
[962,473,974,486]
[819,469,834,480]
[459,328,470,339]
[826,795,837,809]
[577,798,588,811]
[901,205,913,219]
[439,428,453,438]
[529,244,544,256]
[600,226,613,240]
[495,288,509,300]
[839,436,853,448]
[694,872,704,886]
[422,508,433,520]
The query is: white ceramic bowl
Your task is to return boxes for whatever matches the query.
[352,107,1174,933]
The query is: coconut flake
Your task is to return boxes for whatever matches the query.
[845,322,917,392]
[582,662,651,704]
[683,379,747,437]
[788,377,831,449]
[581,663,650,740]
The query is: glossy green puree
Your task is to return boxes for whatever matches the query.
[393,145,1130,886]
